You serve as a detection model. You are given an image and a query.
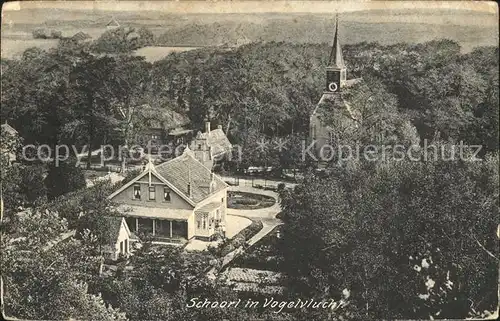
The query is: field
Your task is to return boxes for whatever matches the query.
[133,46,200,63]
[1,7,498,60]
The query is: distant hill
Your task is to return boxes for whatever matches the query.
[2,8,498,57]
[155,18,497,52]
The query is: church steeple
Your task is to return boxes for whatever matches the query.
[325,15,347,93]
[328,17,345,68]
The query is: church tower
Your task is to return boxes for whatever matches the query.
[309,15,359,165]
[325,16,346,94]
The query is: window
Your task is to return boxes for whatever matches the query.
[201,214,208,230]
[197,220,201,229]
[149,186,155,200]
[164,187,171,202]
[221,197,224,204]
[198,144,202,150]
[329,131,335,144]
[216,209,220,220]
[124,239,128,253]
[120,241,124,254]
[133,184,141,200]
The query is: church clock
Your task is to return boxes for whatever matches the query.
[326,69,340,93]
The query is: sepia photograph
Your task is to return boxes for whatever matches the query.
[1,1,498,320]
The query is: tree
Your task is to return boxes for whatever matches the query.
[1,208,126,320]
[45,158,86,199]
[92,26,155,53]
[67,53,122,168]
[280,154,498,319]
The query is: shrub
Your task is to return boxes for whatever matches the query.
[32,28,63,39]
[217,220,263,257]
[121,168,142,185]
[45,158,86,200]
[236,198,259,206]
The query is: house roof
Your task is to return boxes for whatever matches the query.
[221,268,285,294]
[106,17,120,27]
[195,202,220,214]
[109,148,228,206]
[117,204,193,221]
[196,128,232,155]
[132,104,190,130]
[71,31,91,42]
[155,149,228,203]
[1,123,18,135]
[103,216,128,246]
[169,128,193,136]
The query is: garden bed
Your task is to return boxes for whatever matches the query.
[227,191,276,209]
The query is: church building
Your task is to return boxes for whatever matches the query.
[309,17,361,163]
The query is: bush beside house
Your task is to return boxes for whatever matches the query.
[209,220,263,257]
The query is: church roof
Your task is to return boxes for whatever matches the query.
[312,91,360,122]
[328,17,345,68]
[1,122,18,135]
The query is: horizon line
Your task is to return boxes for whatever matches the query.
[3,1,498,14]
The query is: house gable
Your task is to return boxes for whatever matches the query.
[108,169,195,209]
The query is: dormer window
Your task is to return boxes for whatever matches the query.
[133,184,141,200]
[164,187,171,202]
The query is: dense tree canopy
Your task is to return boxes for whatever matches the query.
[279,154,499,319]
[1,39,498,166]
[1,34,498,320]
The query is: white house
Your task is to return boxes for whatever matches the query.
[108,147,229,242]
[102,216,132,260]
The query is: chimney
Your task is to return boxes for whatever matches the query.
[205,121,211,134]
[187,166,192,197]
[209,172,215,192]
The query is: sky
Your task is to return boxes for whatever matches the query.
[3,1,498,15]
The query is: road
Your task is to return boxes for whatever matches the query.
[207,182,285,279]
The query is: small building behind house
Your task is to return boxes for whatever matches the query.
[102,216,132,261]
[106,17,121,30]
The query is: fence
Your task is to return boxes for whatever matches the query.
[78,162,142,173]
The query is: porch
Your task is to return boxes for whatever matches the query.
[125,217,188,242]
[117,205,193,243]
